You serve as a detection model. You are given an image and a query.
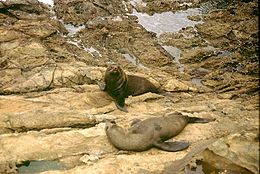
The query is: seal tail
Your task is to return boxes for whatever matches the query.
[187,116,215,123]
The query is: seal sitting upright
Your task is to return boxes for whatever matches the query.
[105,112,213,152]
[100,65,165,112]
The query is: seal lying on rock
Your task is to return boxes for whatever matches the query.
[105,112,213,152]
[100,65,168,112]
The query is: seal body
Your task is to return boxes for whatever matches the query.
[102,65,161,112]
[105,121,155,151]
[105,112,212,152]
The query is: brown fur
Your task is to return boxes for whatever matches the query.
[105,112,213,151]
[103,65,161,112]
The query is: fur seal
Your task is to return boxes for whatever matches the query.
[100,65,166,112]
[105,112,213,152]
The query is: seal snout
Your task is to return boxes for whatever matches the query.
[105,120,116,131]
[108,65,120,74]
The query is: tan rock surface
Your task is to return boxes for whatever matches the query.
[0,0,258,173]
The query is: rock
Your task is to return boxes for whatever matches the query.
[164,79,198,92]
[79,16,173,67]
[196,21,232,39]
[0,0,50,15]
[80,154,99,164]
[163,139,217,174]
[134,0,199,14]
[0,0,258,173]
[180,46,216,64]
[206,132,259,174]
[0,85,115,132]
[1,64,104,94]
[232,29,251,40]
[0,127,115,166]
[0,110,97,132]
[0,28,27,42]
[0,161,17,174]
[13,19,67,38]
[217,93,235,99]
[40,152,188,174]
[54,0,131,25]
[159,27,208,50]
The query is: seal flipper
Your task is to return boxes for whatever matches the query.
[153,141,190,152]
[97,81,106,91]
[187,117,215,123]
[115,97,128,112]
[115,103,128,112]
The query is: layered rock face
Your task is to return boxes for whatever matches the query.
[0,0,258,173]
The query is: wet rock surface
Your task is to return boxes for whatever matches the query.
[0,0,258,173]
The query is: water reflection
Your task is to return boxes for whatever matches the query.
[132,8,202,37]
[130,0,145,7]
[184,160,253,174]
[67,39,102,57]
[123,53,138,65]
[18,160,68,174]
[191,78,203,87]
[161,45,184,73]
[63,23,85,36]
[122,53,146,69]
[38,0,54,6]
[217,50,232,57]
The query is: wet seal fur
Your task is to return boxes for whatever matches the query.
[100,65,167,112]
[105,112,213,152]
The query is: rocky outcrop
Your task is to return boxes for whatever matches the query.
[133,0,201,14]
[205,132,259,174]
[54,0,132,25]
[0,0,258,173]
[159,0,259,96]
[0,0,100,94]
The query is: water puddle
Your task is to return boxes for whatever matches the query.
[122,53,146,68]
[113,16,123,22]
[130,0,146,7]
[123,53,138,65]
[190,67,210,87]
[50,15,86,37]
[184,160,253,174]
[67,39,102,58]
[161,45,184,73]
[84,46,103,57]
[217,50,232,57]
[160,45,212,86]
[50,16,101,57]
[132,8,202,37]
[191,78,203,87]
[38,0,54,6]
[63,23,85,36]
[18,160,69,174]
[130,5,204,73]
